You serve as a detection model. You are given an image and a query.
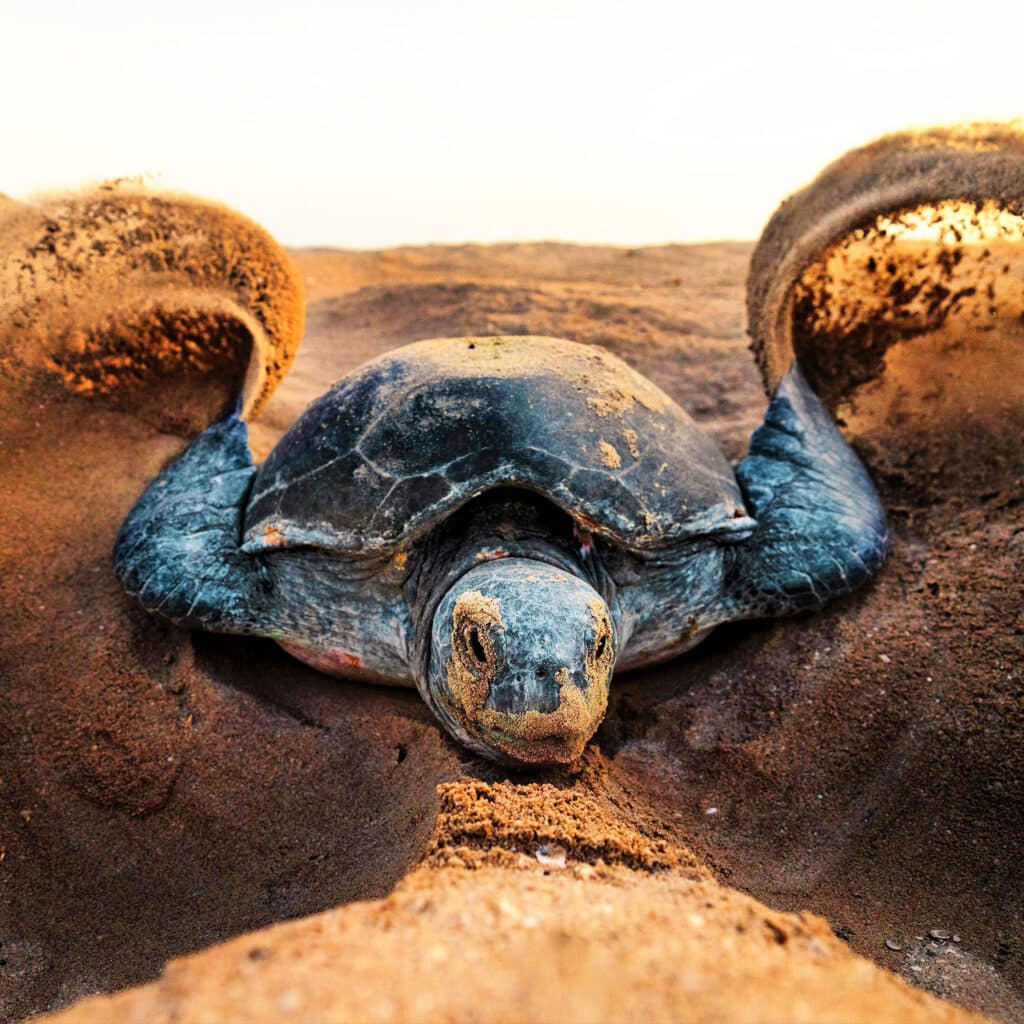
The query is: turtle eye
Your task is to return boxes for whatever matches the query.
[463,624,489,668]
[594,632,607,661]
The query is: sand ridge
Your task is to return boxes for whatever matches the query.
[0,184,304,428]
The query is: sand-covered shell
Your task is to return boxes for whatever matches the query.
[243,335,754,556]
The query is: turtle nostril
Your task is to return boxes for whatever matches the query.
[466,625,487,665]
[535,666,547,681]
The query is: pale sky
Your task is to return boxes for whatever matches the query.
[2,1,1021,248]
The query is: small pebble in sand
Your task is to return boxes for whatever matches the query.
[705,806,718,816]
[928,929,951,941]
[884,939,903,951]
[953,934,962,943]
[535,843,567,869]
[880,654,891,664]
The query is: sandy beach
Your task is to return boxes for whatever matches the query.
[2,209,1022,1023]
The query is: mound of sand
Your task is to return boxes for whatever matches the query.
[43,781,986,1024]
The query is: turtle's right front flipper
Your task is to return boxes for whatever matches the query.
[719,364,889,622]
[114,412,273,633]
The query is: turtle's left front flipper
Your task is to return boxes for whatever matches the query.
[719,364,889,621]
[114,412,273,633]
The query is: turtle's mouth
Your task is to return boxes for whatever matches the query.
[438,709,597,768]
[470,703,605,766]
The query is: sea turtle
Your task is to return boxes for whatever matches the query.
[114,335,888,765]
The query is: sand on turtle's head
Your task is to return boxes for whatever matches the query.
[584,598,614,688]
[443,583,612,766]
[468,680,609,766]
[447,590,505,713]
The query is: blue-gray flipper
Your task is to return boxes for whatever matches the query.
[113,411,273,632]
[718,363,889,620]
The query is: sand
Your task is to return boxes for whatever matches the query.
[2,218,1022,1022]
[37,780,988,1024]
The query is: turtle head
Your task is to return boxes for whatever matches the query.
[423,559,615,766]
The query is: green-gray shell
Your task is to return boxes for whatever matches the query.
[242,336,754,556]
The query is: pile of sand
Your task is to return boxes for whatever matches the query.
[44,781,985,1024]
